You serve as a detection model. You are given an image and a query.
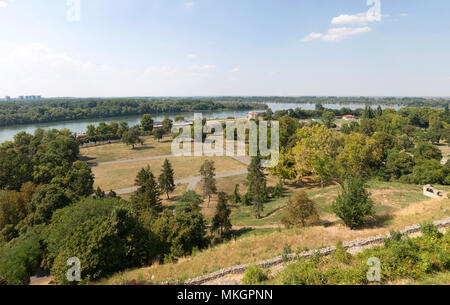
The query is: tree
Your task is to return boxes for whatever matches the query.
[230,184,241,204]
[331,177,375,229]
[154,128,165,142]
[272,180,284,198]
[177,190,203,213]
[411,159,450,185]
[30,184,72,226]
[151,210,207,258]
[281,190,319,228]
[376,105,383,117]
[162,117,173,133]
[63,161,94,197]
[200,160,217,205]
[158,159,175,199]
[385,149,414,180]
[141,114,154,134]
[322,109,335,128]
[247,156,267,219]
[414,141,442,161]
[292,125,339,184]
[212,192,232,239]
[51,207,153,284]
[131,166,162,216]
[121,126,144,149]
[337,132,382,178]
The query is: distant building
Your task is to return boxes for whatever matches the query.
[342,115,357,121]
[4,96,11,101]
[248,112,259,120]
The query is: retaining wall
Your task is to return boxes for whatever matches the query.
[182,217,450,285]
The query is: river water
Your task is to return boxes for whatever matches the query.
[0,103,400,143]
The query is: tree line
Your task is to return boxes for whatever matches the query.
[0,98,267,127]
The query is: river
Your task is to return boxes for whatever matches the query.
[0,103,400,143]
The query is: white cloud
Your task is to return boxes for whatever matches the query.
[0,1,8,9]
[190,64,216,71]
[400,13,408,17]
[0,42,214,97]
[331,13,370,25]
[303,27,372,42]
[184,2,195,9]
[302,33,324,42]
[230,67,240,73]
[187,53,197,59]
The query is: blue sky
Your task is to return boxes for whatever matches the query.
[0,0,449,97]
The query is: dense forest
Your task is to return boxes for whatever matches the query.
[211,96,450,108]
[0,98,267,127]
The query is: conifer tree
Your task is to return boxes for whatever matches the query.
[230,184,241,204]
[247,156,267,219]
[212,192,232,239]
[159,159,175,199]
[131,166,162,216]
[200,160,217,205]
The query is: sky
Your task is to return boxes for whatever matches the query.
[0,0,449,97]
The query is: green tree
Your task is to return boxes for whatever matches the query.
[332,177,375,229]
[141,114,154,134]
[272,180,284,198]
[322,109,335,128]
[151,210,207,258]
[212,192,232,239]
[51,207,154,284]
[63,161,94,197]
[230,184,241,204]
[414,141,442,161]
[176,190,203,213]
[162,117,173,133]
[131,166,162,216]
[247,156,267,219]
[281,190,319,228]
[121,126,144,149]
[200,160,217,205]
[158,159,175,199]
[385,149,414,180]
[154,128,165,142]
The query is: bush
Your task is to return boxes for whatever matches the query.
[43,197,125,267]
[0,226,44,285]
[331,177,375,229]
[281,191,319,228]
[51,207,154,284]
[242,265,268,285]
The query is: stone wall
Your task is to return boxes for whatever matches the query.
[182,217,450,285]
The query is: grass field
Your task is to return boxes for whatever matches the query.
[80,136,174,164]
[92,155,247,191]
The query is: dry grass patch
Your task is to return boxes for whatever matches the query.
[80,136,174,164]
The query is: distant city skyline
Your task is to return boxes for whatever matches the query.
[1,0,449,97]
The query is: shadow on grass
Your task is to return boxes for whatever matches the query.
[363,214,394,229]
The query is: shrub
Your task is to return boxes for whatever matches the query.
[331,177,375,229]
[0,226,44,285]
[281,191,319,228]
[242,265,268,285]
[51,207,155,284]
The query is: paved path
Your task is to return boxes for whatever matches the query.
[114,169,248,195]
